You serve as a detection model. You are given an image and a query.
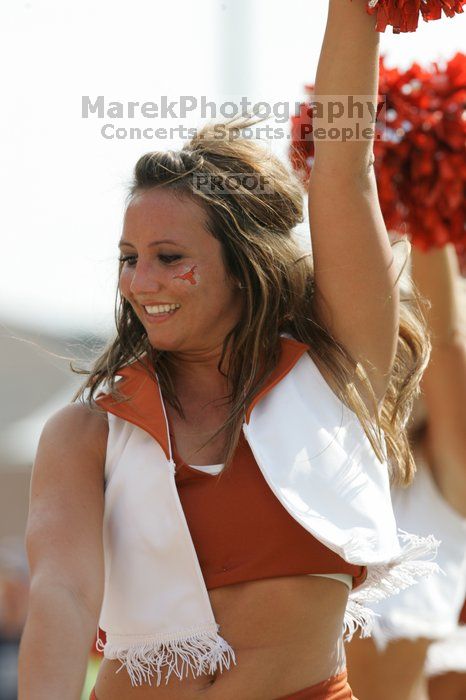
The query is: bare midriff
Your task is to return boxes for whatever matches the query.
[94,574,349,700]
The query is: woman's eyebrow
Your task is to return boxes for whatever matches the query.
[118,239,187,249]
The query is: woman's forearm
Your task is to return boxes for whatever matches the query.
[306,1,398,401]
[312,0,380,175]
[411,244,463,346]
[18,582,97,699]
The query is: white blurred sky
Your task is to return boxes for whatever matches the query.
[1,0,465,335]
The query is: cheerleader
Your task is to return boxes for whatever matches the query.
[18,2,440,698]
[346,244,466,700]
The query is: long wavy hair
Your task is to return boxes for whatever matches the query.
[72,115,431,487]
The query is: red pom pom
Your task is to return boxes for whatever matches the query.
[289,53,466,266]
[365,0,466,34]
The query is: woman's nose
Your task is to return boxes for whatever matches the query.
[129,261,163,296]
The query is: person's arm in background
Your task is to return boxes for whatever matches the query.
[18,404,107,699]
[411,243,466,516]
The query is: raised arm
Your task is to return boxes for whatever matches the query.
[410,244,466,495]
[308,0,399,413]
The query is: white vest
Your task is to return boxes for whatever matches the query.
[95,345,441,687]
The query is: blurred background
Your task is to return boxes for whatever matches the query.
[1,1,465,698]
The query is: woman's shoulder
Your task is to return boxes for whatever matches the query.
[42,401,109,456]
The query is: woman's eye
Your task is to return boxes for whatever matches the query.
[118,254,182,266]
[118,255,137,266]
[159,254,182,264]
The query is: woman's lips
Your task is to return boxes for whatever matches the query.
[142,307,180,324]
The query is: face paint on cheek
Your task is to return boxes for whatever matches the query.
[173,265,199,286]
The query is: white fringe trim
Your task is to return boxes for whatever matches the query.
[342,528,443,643]
[97,627,237,687]
[343,599,381,642]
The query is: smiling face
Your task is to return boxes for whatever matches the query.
[118,188,244,355]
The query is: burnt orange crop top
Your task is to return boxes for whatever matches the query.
[168,338,367,592]
[172,435,366,591]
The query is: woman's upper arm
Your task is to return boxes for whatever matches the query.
[25,402,108,619]
[410,245,466,466]
[421,339,466,467]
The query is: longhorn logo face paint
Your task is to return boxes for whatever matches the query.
[173,265,198,286]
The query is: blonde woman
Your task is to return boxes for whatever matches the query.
[18,2,439,699]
